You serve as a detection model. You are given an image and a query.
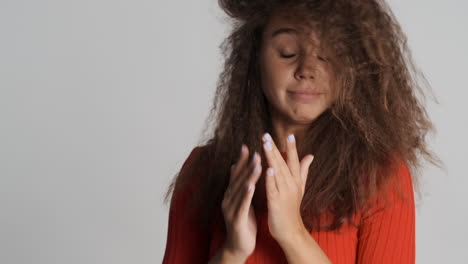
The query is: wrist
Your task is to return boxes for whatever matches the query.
[276,224,309,249]
[220,246,249,264]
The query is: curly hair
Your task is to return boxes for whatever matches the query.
[164,0,443,232]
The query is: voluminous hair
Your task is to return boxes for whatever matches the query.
[164,0,443,233]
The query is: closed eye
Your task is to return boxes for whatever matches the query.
[317,55,328,62]
[280,53,296,59]
[281,53,328,62]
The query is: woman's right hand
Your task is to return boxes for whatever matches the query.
[221,144,262,261]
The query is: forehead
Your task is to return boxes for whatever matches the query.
[262,9,321,46]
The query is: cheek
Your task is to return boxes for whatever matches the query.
[261,60,290,95]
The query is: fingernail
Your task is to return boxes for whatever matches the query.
[267,167,275,176]
[264,141,272,151]
[251,152,258,163]
[240,144,246,156]
[263,133,272,142]
[287,134,295,143]
[253,165,259,173]
[247,184,253,191]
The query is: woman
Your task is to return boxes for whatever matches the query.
[163,0,442,263]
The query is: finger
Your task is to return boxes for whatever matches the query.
[230,151,259,197]
[262,133,286,188]
[265,167,279,200]
[285,134,301,180]
[299,154,314,192]
[230,144,249,185]
[231,159,261,217]
[236,163,262,219]
[225,145,249,207]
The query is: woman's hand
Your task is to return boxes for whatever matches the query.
[221,144,262,261]
[262,133,315,245]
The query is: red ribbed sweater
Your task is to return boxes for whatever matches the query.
[163,147,415,263]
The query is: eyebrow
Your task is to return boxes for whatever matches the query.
[271,27,298,39]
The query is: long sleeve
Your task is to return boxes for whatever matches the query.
[162,146,211,264]
[357,161,416,263]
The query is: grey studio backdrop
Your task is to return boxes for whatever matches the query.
[1,1,467,263]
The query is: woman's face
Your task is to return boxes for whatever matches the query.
[259,12,335,125]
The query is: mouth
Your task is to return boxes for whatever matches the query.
[287,90,323,101]
[287,89,323,95]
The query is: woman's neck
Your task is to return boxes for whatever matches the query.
[270,114,310,153]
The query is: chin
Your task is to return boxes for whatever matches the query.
[298,106,330,122]
[286,112,319,124]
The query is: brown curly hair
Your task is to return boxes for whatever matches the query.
[164,0,443,232]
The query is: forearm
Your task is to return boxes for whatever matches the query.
[207,246,248,264]
[278,227,331,264]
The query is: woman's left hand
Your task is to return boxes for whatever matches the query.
[261,132,315,245]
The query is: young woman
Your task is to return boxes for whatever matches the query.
[163,0,441,263]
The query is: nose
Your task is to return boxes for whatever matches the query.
[294,54,318,80]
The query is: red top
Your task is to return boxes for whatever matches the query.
[162,147,415,263]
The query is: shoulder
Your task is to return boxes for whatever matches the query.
[171,145,209,207]
[361,160,415,221]
[182,146,206,166]
[178,145,210,178]
[386,160,414,203]
[356,160,416,262]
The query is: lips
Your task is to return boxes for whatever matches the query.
[287,89,323,102]
[287,89,323,95]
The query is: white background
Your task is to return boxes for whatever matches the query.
[1,0,467,263]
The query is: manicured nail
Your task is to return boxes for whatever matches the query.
[264,141,272,151]
[251,152,258,162]
[263,133,272,142]
[240,144,246,155]
[267,167,275,176]
[253,164,260,173]
[287,134,295,143]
